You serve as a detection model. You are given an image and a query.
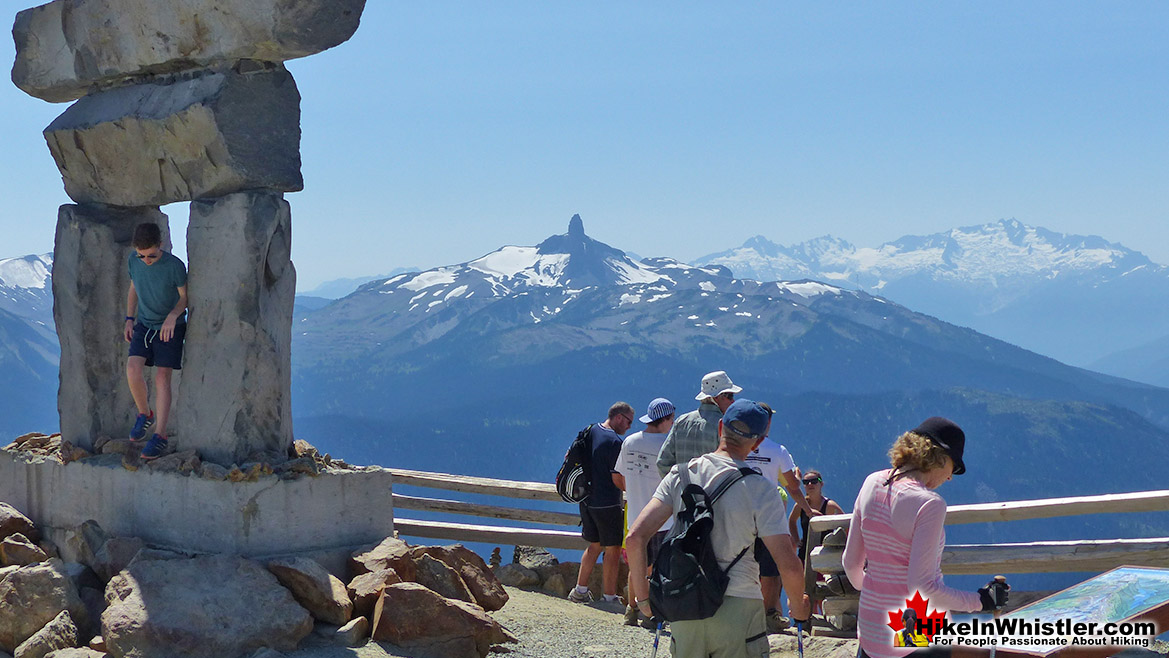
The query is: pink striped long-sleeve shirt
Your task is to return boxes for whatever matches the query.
[842,469,981,658]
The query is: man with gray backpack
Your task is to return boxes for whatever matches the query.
[626,399,811,658]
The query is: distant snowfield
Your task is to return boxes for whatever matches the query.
[0,253,52,290]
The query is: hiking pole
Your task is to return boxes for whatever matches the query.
[987,576,1008,658]
[796,621,805,658]
[650,620,663,658]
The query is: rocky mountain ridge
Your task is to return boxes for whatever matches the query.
[693,219,1169,370]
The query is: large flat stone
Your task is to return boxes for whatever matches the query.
[13,0,366,103]
[44,67,302,207]
[0,450,394,557]
[174,191,295,464]
[53,205,171,450]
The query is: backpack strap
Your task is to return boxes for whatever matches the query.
[707,467,760,575]
[707,466,759,505]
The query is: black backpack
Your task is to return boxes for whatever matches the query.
[649,466,759,622]
[555,424,594,503]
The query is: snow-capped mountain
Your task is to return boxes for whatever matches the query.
[694,220,1169,368]
[0,253,54,332]
[291,216,1169,563]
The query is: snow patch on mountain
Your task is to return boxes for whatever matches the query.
[0,254,52,290]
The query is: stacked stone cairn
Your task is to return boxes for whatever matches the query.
[11,0,366,466]
[0,502,515,658]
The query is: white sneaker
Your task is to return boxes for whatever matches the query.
[567,588,593,603]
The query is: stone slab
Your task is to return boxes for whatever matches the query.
[0,450,394,558]
[44,67,302,207]
[13,0,367,103]
[53,204,172,451]
[175,191,295,464]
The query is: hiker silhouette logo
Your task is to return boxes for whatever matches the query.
[888,591,948,647]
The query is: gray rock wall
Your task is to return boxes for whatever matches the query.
[13,0,367,103]
[53,205,171,450]
[176,191,295,464]
[44,66,302,207]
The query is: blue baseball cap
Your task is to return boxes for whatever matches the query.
[639,398,676,424]
[722,399,770,440]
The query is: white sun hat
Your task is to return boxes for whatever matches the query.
[695,370,742,401]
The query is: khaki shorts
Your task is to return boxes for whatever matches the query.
[670,596,769,658]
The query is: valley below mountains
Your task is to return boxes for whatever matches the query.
[4,216,1169,590]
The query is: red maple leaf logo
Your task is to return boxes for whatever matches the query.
[887,591,948,641]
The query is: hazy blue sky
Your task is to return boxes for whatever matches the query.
[2,2,1167,290]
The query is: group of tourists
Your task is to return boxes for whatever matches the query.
[569,370,1010,658]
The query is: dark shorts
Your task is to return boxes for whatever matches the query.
[579,503,623,547]
[128,321,186,369]
[754,537,779,577]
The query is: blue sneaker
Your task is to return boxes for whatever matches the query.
[130,411,154,440]
[140,434,168,460]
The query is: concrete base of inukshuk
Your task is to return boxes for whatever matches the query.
[0,443,517,658]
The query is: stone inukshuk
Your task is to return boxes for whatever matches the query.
[13,0,366,464]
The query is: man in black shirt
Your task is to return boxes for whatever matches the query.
[568,401,634,605]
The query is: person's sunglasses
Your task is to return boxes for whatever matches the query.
[136,251,161,261]
[802,477,822,485]
[720,392,735,400]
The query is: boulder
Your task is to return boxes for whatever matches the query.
[513,545,558,570]
[312,618,368,647]
[91,536,146,582]
[12,0,367,103]
[199,463,229,480]
[346,568,402,620]
[412,545,508,611]
[412,554,474,604]
[0,503,39,544]
[44,650,104,658]
[349,537,416,582]
[370,583,515,658]
[103,555,312,658]
[146,450,201,475]
[53,205,171,450]
[494,563,539,588]
[0,560,88,653]
[334,617,369,647]
[266,557,352,626]
[13,611,77,658]
[174,191,296,464]
[61,522,108,570]
[37,542,60,561]
[0,534,48,567]
[57,441,91,465]
[44,67,302,208]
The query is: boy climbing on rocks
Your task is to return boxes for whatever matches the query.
[123,222,187,460]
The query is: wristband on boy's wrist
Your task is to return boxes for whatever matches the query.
[125,316,135,321]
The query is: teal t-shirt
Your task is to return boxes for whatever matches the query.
[127,251,187,330]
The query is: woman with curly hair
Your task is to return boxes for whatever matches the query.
[842,417,1009,658]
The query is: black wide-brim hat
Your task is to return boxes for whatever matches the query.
[911,416,966,475]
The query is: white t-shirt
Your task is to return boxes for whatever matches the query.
[615,430,673,532]
[653,453,789,599]
[743,439,795,487]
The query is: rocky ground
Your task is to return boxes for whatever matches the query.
[287,585,1169,658]
[288,585,860,658]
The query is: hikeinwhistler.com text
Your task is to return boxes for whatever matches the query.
[923,617,1157,649]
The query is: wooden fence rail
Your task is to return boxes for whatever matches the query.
[808,489,1169,535]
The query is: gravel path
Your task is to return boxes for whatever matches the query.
[287,586,861,658]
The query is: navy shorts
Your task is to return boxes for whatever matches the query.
[579,503,624,547]
[754,537,780,577]
[128,321,186,369]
